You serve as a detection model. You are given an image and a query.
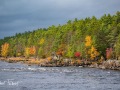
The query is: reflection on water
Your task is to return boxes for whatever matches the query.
[0,61,120,90]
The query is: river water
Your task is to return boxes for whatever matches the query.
[0,61,120,90]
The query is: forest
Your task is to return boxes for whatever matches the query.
[0,11,120,64]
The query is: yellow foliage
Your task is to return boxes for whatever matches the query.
[91,46,96,52]
[39,38,44,45]
[85,36,92,47]
[89,46,99,60]
[17,53,21,56]
[24,46,36,57]
[25,47,30,57]
[1,43,9,57]
[85,35,99,60]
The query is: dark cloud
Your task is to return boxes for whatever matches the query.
[0,0,120,39]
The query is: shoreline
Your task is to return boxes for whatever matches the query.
[0,57,120,70]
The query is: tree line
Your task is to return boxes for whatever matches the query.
[0,11,120,61]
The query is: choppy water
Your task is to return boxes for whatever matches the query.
[0,61,120,90]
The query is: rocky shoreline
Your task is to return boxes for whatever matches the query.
[87,60,120,70]
[0,57,120,70]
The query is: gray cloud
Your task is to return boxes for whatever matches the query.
[0,0,120,39]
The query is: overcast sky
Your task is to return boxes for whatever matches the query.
[0,0,120,39]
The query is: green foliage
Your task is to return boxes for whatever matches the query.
[66,45,75,58]
[0,11,120,60]
[38,47,44,58]
[114,34,120,59]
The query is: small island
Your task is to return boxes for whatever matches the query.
[0,11,120,70]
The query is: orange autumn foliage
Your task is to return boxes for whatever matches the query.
[76,60,82,64]
[106,48,113,59]
[24,46,36,57]
[56,44,66,56]
[29,46,36,55]
[56,50,64,56]
[47,57,52,62]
